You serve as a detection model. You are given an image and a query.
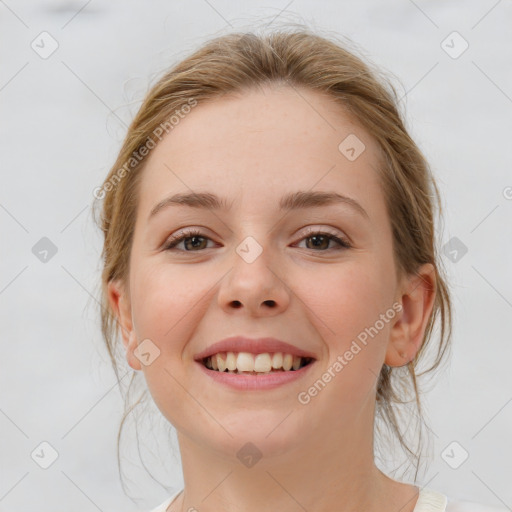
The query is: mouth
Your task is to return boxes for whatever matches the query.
[201,352,315,374]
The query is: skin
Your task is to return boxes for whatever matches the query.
[108,83,436,512]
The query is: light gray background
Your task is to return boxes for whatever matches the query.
[1,1,511,511]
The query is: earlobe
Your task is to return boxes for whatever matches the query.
[125,330,143,371]
[385,263,436,368]
[107,279,139,370]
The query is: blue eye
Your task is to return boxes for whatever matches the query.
[163,228,352,252]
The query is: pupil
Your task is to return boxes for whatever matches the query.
[187,236,205,250]
[309,235,327,250]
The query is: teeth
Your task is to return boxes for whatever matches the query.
[204,352,311,373]
[226,352,237,371]
[254,353,272,372]
[283,353,293,371]
[272,352,283,369]
[237,352,255,372]
[217,353,226,372]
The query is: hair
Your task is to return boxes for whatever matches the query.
[93,25,453,488]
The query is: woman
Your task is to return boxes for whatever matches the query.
[94,28,505,512]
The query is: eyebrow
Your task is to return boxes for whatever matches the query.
[148,190,370,221]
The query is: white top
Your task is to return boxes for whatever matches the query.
[148,487,509,512]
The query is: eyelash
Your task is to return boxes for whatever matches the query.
[162,227,352,252]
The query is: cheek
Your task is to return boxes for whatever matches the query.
[129,263,209,421]
[303,259,392,361]
[130,262,211,349]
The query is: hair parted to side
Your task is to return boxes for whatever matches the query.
[93,25,453,486]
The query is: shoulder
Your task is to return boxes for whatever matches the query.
[147,500,170,512]
[446,500,510,512]
[147,489,182,512]
[414,487,508,512]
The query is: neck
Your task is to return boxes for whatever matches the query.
[171,404,418,512]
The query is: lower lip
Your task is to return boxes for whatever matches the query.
[195,360,315,390]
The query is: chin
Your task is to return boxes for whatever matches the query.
[201,411,309,463]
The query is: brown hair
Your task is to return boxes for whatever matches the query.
[93,25,453,486]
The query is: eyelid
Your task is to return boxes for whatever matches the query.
[298,225,345,238]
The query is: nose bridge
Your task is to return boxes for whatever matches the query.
[229,211,276,266]
[236,234,266,265]
[232,233,277,290]
[217,232,290,314]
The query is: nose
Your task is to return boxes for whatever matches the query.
[217,244,291,317]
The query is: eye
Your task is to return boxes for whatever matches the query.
[295,228,352,251]
[163,228,215,251]
[162,227,352,252]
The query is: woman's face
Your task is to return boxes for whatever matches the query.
[109,85,427,460]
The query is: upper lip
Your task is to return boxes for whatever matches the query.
[194,336,317,361]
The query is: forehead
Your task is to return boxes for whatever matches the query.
[137,85,386,220]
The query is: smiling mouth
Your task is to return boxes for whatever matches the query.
[201,352,315,374]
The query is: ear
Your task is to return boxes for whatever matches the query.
[385,263,436,367]
[107,279,142,371]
